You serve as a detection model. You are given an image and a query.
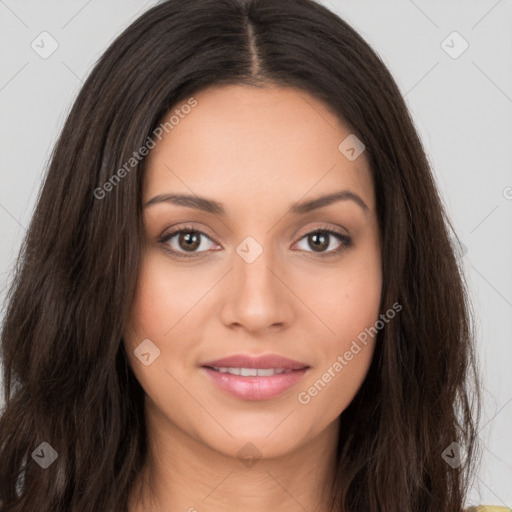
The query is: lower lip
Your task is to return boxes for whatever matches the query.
[202,367,308,401]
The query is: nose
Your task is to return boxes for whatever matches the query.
[219,240,294,334]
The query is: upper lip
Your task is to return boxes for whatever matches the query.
[201,354,309,370]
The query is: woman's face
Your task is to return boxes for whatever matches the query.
[124,84,382,460]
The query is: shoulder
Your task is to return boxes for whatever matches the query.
[464,507,511,511]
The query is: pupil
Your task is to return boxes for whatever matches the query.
[310,233,328,252]
[180,231,200,251]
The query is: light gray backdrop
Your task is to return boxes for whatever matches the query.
[0,0,511,507]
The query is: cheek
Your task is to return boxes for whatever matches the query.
[126,252,210,339]
[123,254,200,385]
[293,243,381,419]
[295,281,381,429]
[295,341,375,434]
[299,242,382,351]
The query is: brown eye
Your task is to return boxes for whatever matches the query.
[159,228,219,258]
[294,228,352,257]
[307,232,330,252]
[177,231,201,252]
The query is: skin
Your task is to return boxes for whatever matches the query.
[124,84,382,512]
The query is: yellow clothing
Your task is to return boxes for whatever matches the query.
[466,507,511,511]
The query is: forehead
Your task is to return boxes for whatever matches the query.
[143,84,375,215]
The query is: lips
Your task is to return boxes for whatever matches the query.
[201,354,310,401]
[201,354,308,370]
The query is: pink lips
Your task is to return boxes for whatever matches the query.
[201,354,310,401]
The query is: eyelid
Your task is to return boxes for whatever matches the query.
[293,223,350,240]
[159,222,217,240]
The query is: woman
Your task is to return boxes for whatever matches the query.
[0,0,492,510]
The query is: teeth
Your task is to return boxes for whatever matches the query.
[212,367,292,376]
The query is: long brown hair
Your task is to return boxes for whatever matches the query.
[0,0,480,510]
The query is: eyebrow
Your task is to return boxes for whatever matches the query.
[144,190,369,215]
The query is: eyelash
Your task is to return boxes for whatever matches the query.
[157,224,352,260]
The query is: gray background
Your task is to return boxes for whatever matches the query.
[0,0,511,507]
